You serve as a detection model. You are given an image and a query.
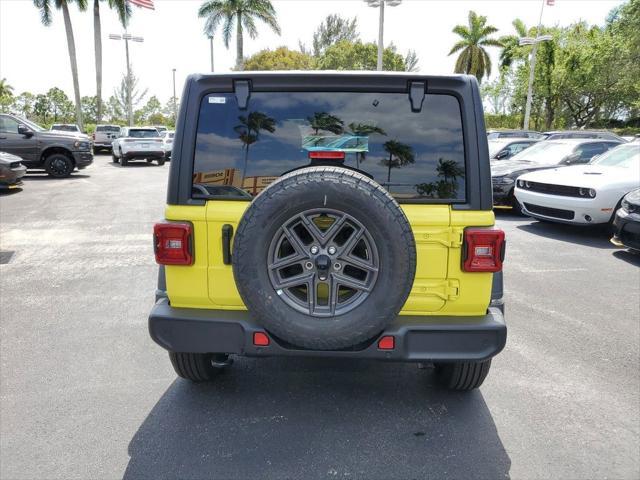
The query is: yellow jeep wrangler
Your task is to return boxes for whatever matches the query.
[149,72,506,390]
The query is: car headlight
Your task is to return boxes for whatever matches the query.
[74,141,90,150]
[517,179,525,188]
[578,188,597,198]
[621,198,630,212]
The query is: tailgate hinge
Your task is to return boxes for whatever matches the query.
[408,80,426,113]
[234,80,251,110]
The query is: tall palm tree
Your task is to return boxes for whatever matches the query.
[347,122,386,169]
[381,140,414,184]
[198,0,281,70]
[307,112,344,136]
[499,18,529,69]
[448,10,502,83]
[0,79,14,98]
[93,0,130,123]
[234,111,276,180]
[33,0,87,129]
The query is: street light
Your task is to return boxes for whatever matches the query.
[364,0,402,71]
[172,68,177,126]
[520,0,553,130]
[109,32,144,126]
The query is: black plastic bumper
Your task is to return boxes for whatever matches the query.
[612,208,640,250]
[123,151,165,160]
[72,151,94,168]
[148,299,507,362]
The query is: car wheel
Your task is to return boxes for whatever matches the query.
[120,150,128,166]
[44,153,74,178]
[111,152,119,163]
[232,167,417,350]
[510,191,523,215]
[434,360,492,390]
[93,147,99,155]
[157,158,166,166]
[169,352,230,382]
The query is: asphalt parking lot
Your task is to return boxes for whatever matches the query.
[1,154,639,480]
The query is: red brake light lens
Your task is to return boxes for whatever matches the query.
[253,332,270,346]
[463,228,505,272]
[308,151,346,160]
[153,222,193,265]
[377,335,395,350]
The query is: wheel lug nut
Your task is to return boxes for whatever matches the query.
[310,246,319,254]
[305,261,314,270]
[333,262,342,271]
[328,246,336,255]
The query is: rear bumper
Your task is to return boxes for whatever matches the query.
[148,299,507,362]
[123,151,165,160]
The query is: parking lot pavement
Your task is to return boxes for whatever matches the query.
[1,154,639,480]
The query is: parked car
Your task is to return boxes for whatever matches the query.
[148,72,507,391]
[488,138,539,160]
[0,114,93,178]
[491,138,622,212]
[111,126,165,166]
[487,129,543,139]
[161,130,175,159]
[93,124,121,153]
[514,143,640,224]
[153,126,168,135]
[542,130,626,142]
[0,151,27,190]
[611,188,640,251]
[50,123,82,134]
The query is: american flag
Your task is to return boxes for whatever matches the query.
[128,0,154,9]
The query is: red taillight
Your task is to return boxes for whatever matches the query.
[153,222,193,265]
[308,151,346,160]
[463,228,505,272]
[253,332,270,346]
[377,335,395,350]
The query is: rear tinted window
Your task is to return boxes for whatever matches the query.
[128,129,160,138]
[96,126,120,133]
[193,91,466,201]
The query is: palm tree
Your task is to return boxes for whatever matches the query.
[198,0,281,70]
[347,122,386,169]
[93,0,130,123]
[448,10,502,83]
[307,112,344,136]
[33,0,87,129]
[0,79,14,98]
[234,111,276,180]
[499,19,529,69]
[436,158,465,183]
[381,140,414,184]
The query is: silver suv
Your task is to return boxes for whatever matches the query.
[93,125,121,153]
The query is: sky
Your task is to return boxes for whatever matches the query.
[0,0,624,104]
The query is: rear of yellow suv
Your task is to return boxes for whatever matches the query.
[149,72,506,390]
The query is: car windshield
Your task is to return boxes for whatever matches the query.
[18,117,45,132]
[591,144,640,168]
[128,129,160,138]
[488,141,507,157]
[509,141,576,164]
[193,91,467,201]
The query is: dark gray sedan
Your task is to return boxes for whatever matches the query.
[0,151,26,190]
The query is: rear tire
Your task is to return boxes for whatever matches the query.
[112,152,119,163]
[120,151,128,166]
[157,158,165,166]
[435,360,492,390]
[44,153,74,178]
[168,352,229,382]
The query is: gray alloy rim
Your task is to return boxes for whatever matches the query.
[267,208,379,317]
[51,157,70,176]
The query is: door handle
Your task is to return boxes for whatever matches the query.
[0,136,6,139]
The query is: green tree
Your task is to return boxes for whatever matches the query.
[310,14,359,57]
[198,0,281,70]
[448,11,502,82]
[498,19,529,69]
[113,72,147,117]
[46,87,74,121]
[33,0,87,129]
[13,92,37,118]
[381,140,414,184]
[0,78,14,98]
[307,112,344,135]
[234,111,276,180]
[104,95,124,123]
[136,95,162,123]
[243,47,315,70]
[93,0,131,123]
[34,94,51,123]
[81,95,98,123]
[316,40,409,71]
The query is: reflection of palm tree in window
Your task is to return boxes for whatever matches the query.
[381,140,415,184]
[234,111,276,180]
[307,112,344,136]
[415,158,465,199]
[347,122,386,169]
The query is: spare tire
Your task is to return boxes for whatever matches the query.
[233,167,416,350]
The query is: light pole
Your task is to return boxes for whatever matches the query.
[520,0,552,130]
[208,35,214,72]
[109,32,144,126]
[172,68,177,126]
[364,0,402,71]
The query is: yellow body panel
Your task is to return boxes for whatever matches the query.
[164,202,495,316]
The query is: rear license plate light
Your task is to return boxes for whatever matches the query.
[153,222,193,265]
[463,228,505,272]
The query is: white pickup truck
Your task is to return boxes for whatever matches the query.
[111,127,166,166]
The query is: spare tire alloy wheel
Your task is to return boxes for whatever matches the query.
[233,167,416,351]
